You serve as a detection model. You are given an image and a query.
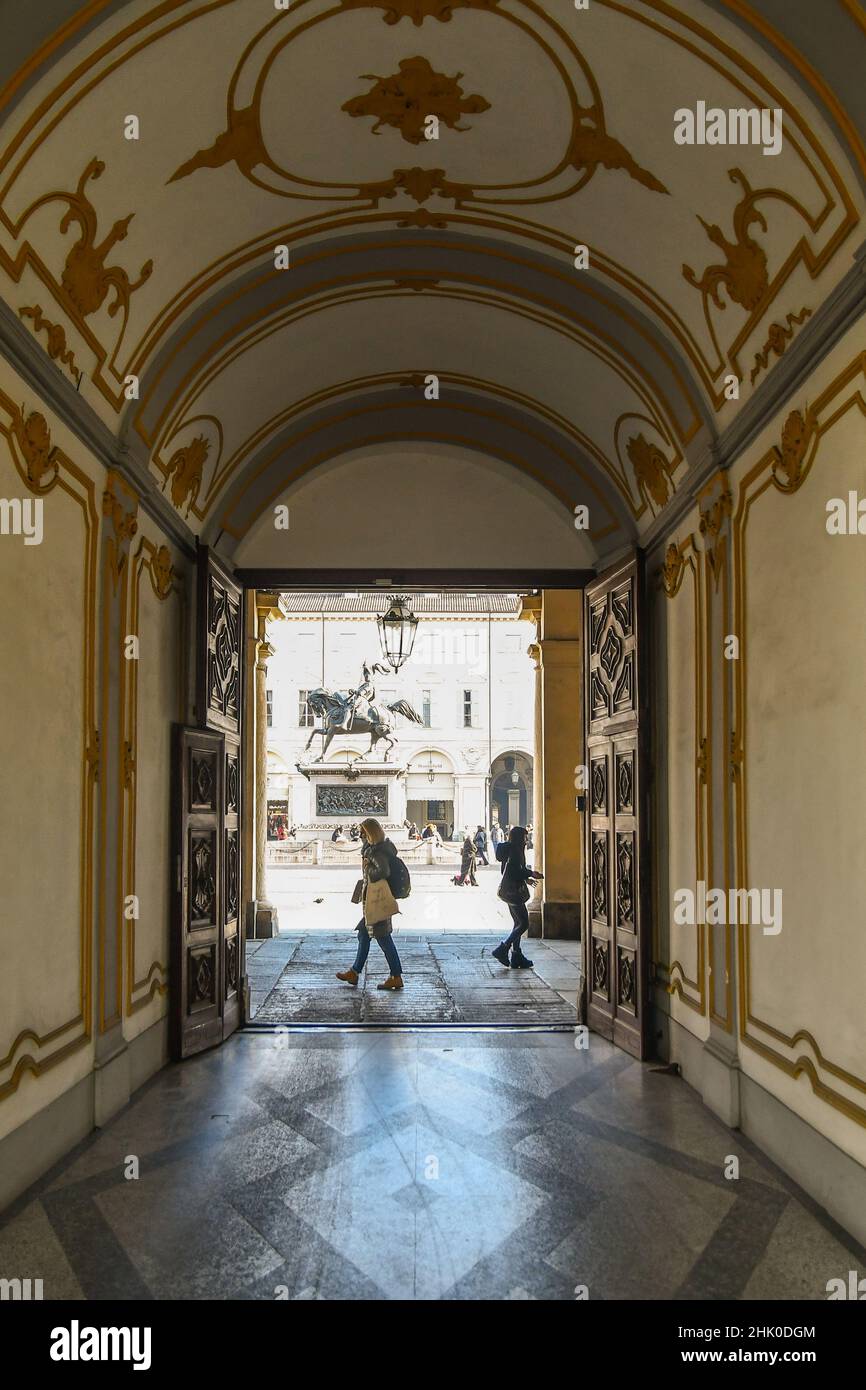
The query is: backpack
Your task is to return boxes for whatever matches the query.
[389,853,412,899]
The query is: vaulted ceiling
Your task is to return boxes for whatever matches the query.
[1,0,864,563]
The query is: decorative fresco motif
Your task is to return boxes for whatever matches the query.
[341,58,491,144]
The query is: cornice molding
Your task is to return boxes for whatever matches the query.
[641,240,866,557]
[0,297,197,559]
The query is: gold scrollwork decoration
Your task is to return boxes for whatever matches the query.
[659,541,686,597]
[339,0,500,23]
[22,158,154,320]
[567,105,668,195]
[162,434,209,516]
[123,740,136,790]
[750,308,812,385]
[683,168,769,314]
[770,407,817,492]
[13,410,61,491]
[729,730,743,783]
[341,58,490,145]
[102,472,139,586]
[697,737,708,786]
[150,544,175,601]
[627,433,673,510]
[18,305,80,381]
[699,481,732,580]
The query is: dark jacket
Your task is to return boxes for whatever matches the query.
[496,840,534,899]
[359,838,397,935]
[460,839,477,874]
[474,830,487,852]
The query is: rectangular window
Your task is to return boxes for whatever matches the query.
[422,689,432,727]
[463,689,475,727]
[266,689,273,728]
[298,689,314,727]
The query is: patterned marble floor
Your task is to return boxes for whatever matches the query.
[248,932,581,1024]
[1,1030,862,1301]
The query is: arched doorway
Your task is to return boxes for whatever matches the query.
[405,748,456,839]
[490,750,534,832]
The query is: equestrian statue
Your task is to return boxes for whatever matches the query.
[303,660,423,762]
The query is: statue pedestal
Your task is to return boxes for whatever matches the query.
[295,761,407,831]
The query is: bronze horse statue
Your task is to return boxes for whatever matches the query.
[303,687,423,761]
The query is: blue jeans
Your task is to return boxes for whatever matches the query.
[352,918,403,976]
[503,902,529,948]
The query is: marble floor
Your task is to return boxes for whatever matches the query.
[1,1029,862,1300]
[248,931,581,1024]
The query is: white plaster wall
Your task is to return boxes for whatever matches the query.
[233,444,597,570]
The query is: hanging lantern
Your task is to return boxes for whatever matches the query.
[376,594,419,672]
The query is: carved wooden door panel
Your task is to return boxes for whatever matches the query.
[584,554,650,1059]
[170,550,245,1060]
[196,548,245,1043]
[171,725,225,1059]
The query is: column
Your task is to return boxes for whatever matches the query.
[253,592,283,939]
[539,590,583,940]
[518,594,544,936]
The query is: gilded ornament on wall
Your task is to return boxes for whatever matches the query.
[339,0,499,23]
[14,410,60,490]
[103,472,139,585]
[341,58,490,144]
[18,305,80,380]
[151,544,175,600]
[48,158,153,319]
[567,106,667,194]
[683,169,769,313]
[750,308,812,384]
[659,542,685,598]
[698,481,732,581]
[771,407,816,492]
[626,433,672,510]
[162,434,210,516]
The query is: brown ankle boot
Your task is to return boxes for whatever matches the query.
[336,968,359,986]
[376,975,404,991]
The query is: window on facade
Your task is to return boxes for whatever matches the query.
[266,689,273,727]
[422,689,432,727]
[463,689,476,727]
[298,690,314,727]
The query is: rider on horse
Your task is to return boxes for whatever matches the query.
[332,660,389,732]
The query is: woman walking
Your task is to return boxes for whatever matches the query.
[491,826,543,969]
[336,818,404,991]
[454,832,479,886]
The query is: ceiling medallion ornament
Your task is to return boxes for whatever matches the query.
[341,57,490,144]
[339,0,500,23]
[683,168,769,314]
[166,6,666,223]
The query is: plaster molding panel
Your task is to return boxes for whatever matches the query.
[728,322,866,1164]
[0,361,100,1139]
[650,511,708,1037]
[121,514,187,1043]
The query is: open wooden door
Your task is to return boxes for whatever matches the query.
[584,554,650,1059]
[170,548,245,1059]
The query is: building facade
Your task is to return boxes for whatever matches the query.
[265,594,534,840]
